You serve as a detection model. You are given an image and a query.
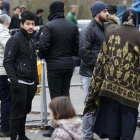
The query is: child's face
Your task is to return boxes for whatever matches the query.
[50,110,55,121]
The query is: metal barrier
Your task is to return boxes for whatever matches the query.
[38,60,82,128]
[9,25,43,36]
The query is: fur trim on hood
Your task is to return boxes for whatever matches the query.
[109,15,120,25]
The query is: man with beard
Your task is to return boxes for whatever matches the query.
[3,10,38,140]
[78,1,109,140]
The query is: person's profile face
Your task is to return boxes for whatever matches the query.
[0,1,3,9]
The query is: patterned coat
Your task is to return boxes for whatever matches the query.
[49,118,83,140]
[84,25,140,114]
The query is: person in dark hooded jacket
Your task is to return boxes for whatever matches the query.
[2,0,10,15]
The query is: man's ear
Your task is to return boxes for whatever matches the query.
[20,22,23,28]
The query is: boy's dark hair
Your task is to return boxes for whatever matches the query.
[108,5,117,15]
[49,97,76,120]
[20,10,37,24]
[36,9,44,15]
[13,6,20,11]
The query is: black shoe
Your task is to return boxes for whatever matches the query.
[17,135,30,140]
[0,131,10,137]
[43,130,53,137]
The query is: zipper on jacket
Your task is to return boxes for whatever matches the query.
[29,38,33,59]
[20,62,22,73]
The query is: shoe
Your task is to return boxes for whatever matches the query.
[0,131,10,137]
[43,129,53,137]
[17,135,30,140]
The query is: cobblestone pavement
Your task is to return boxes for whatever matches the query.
[1,68,140,140]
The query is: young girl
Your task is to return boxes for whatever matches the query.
[49,96,83,140]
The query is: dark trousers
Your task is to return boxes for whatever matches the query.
[10,83,37,140]
[94,97,138,140]
[0,75,11,132]
[47,69,73,99]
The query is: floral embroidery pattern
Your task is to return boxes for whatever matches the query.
[88,35,140,103]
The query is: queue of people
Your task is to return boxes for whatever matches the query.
[0,0,140,140]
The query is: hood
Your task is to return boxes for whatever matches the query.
[0,24,9,33]
[2,1,10,15]
[104,15,120,26]
[49,117,83,139]
[3,1,10,10]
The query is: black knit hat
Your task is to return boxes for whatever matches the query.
[49,1,64,14]
[108,5,117,15]
[122,9,136,26]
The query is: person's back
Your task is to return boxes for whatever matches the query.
[84,9,140,140]
[39,1,79,137]
[49,97,83,140]
[43,18,78,70]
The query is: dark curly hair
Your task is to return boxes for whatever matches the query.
[20,10,37,24]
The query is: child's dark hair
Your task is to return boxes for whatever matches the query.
[49,97,76,120]
[20,10,37,24]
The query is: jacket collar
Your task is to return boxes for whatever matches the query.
[48,12,65,21]
[93,18,104,32]
[19,28,34,43]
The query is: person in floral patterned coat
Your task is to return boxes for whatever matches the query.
[49,96,83,140]
[84,9,140,140]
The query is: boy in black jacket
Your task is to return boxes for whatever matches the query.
[3,10,38,140]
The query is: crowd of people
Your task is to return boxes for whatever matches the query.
[0,0,140,140]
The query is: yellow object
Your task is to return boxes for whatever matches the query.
[36,60,41,93]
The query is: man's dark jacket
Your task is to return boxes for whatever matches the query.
[35,17,43,26]
[79,19,105,77]
[3,29,38,85]
[39,13,79,71]
[9,15,20,29]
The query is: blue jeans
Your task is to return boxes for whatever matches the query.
[0,76,11,132]
[80,76,96,140]
[80,76,91,105]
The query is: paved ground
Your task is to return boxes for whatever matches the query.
[1,67,140,140]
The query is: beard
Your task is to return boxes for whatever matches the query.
[99,14,108,22]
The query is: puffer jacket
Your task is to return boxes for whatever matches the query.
[39,12,79,71]
[50,118,83,140]
[79,19,105,77]
[0,24,11,75]
[3,28,38,85]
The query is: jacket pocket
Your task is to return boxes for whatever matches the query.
[19,61,32,78]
